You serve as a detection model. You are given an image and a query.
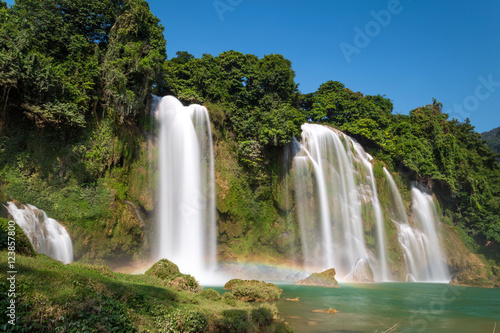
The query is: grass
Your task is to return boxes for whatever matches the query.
[0,251,294,332]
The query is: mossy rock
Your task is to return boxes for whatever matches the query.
[146,258,181,279]
[145,259,200,292]
[223,279,282,302]
[296,268,339,288]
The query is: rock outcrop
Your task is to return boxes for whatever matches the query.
[296,268,339,288]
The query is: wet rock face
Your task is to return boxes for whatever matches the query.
[442,225,499,287]
[345,259,374,282]
[296,268,339,288]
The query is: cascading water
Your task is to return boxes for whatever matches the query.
[153,96,216,282]
[410,185,449,282]
[6,202,73,264]
[382,168,449,282]
[289,124,390,281]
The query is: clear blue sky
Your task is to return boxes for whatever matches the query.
[5,0,500,132]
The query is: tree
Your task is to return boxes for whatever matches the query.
[0,0,166,128]
[161,51,303,147]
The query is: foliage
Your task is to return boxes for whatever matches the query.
[0,0,165,129]
[302,79,500,250]
[215,309,252,333]
[482,126,500,155]
[0,217,36,256]
[0,251,280,332]
[198,288,222,301]
[63,293,137,333]
[162,50,304,148]
[156,308,209,333]
[222,292,238,306]
[300,80,392,126]
[102,0,166,118]
[145,259,200,292]
[224,279,283,302]
[251,306,274,327]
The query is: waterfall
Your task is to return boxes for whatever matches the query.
[411,185,449,282]
[289,124,390,281]
[6,202,73,264]
[153,96,216,282]
[382,168,449,282]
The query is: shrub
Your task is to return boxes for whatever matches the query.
[146,259,200,292]
[198,288,222,301]
[224,279,282,302]
[146,258,181,279]
[216,309,252,333]
[222,292,238,306]
[64,293,137,332]
[251,307,273,327]
[156,308,209,333]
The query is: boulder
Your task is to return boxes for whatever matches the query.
[345,259,374,282]
[296,268,339,288]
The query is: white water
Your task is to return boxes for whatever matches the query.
[153,96,217,283]
[6,202,73,264]
[411,186,450,282]
[290,124,390,281]
[382,168,449,282]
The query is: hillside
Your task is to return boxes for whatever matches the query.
[482,126,500,154]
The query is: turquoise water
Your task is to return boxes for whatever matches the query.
[276,283,500,332]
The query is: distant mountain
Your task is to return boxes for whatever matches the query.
[482,127,500,154]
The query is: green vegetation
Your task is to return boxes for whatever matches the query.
[0,217,35,256]
[145,258,200,292]
[163,51,500,272]
[0,251,293,332]
[0,0,157,263]
[0,0,498,305]
[300,81,500,263]
[482,126,500,155]
[223,279,283,302]
[0,0,165,127]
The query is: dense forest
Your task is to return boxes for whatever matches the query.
[1,0,500,331]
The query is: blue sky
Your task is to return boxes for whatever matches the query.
[5,0,500,132]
